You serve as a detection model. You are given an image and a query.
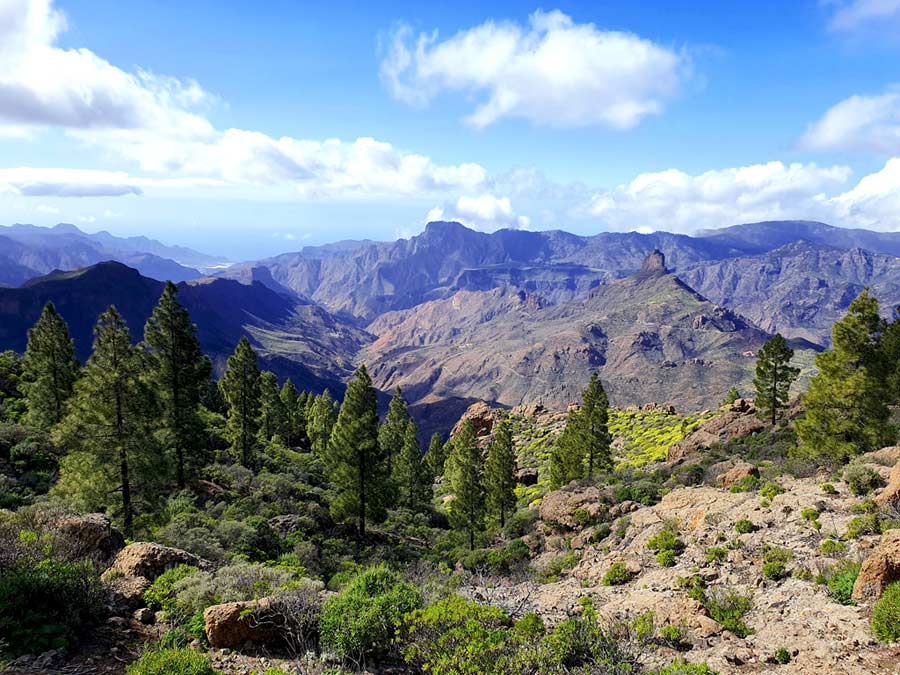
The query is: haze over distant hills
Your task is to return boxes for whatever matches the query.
[3,218,900,433]
[0,223,229,287]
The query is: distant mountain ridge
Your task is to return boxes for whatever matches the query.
[0,223,228,287]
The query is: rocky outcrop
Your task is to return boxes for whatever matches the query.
[104,542,207,581]
[852,530,900,603]
[715,461,759,489]
[204,598,280,648]
[32,509,125,569]
[539,486,605,530]
[875,457,900,508]
[668,409,767,464]
[450,401,498,441]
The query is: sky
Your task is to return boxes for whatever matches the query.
[1,0,900,259]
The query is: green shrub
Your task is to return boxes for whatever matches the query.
[703,588,752,638]
[647,524,684,554]
[775,648,791,664]
[320,565,420,663]
[125,648,219,675]
[657,549,677,567]
[538,551,579,583]
[821,483,837,495]
[705,547,727,564]
[659,624,684,644]
[656,660,718,675]
[729,475,761,493]
[514,612,546,638]
[762,547,792,581]
[143,565,199,618]
[591,522,612,543]
[0,556,102,657]
[844,464,882,496]
[825,561,861,605]
[400,595,514,674]
[460,540,531,575]
[846,514,878,539]
[872,582,900,643]
[572,508,596,528]
[759,482,785,500]
[819,539,847,557]
[602,562,632,586]
[734,519,755,534]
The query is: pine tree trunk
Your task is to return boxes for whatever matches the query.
[358,455,366,540]
[771,364,778,427]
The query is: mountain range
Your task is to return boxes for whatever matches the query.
[0,223,228,287]
[3,219,900,434]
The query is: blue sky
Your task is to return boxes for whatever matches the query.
[1,0,900,259]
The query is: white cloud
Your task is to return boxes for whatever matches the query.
[801,88,900,154]
[826,0,900,33]
[828,157,900,229]
[0,0,488,200]
[380,10,686,129]
[583,161,853,233]
[0,0,212,135]
[0,167,144,196]
[35,203,58,214]
[426,193,530,231]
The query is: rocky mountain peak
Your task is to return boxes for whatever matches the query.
[639,249,667,277]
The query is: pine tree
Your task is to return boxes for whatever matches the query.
[258,371,287,443]
[393,418,430,512]
[280,379,308,448]
[424,432,447,478]
[20,302,79,430]
[485,419,517,527]
[307,389,337,456]
[323,366,389,538]
[579,373,612,476]
[549,420,583,489]
[54,307,158,538]
[379,387,410,463]
[753,333,799,426]
[221,337,261,467]
[797,290,894,463]
[446,419,485,550]
[143,282,211,487]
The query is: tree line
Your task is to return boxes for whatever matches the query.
[10,284,520,545]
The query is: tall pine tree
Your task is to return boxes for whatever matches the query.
[324,366,389,538]
[753,333,799,426]
[446,419,485,550]
[393,418,430,512]
[20,302,79,430]
[144,282,211,487]
[280,379,308,448]
[258,371,288,443]
[549,420,583,489]
[797,290,893,463]
[485,419,517,527]
[54,307,158,538]
[307,389,337,456]
[221,337,261,468]
[579,373,612,476]
[425,432,447,479]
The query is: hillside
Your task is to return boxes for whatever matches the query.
[0,262,370,394]
[679,241,900,345]
[363,252,779,419]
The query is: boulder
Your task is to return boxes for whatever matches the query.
[204,598,280,648]
[875,460,900,508]
[515,468,539,486]
[104,542,208,582]
[32,509,125,569]
[852,530,900,603]
[716,462,759,489]
[450,401,497,440]
[668,412,767,465]
[539,486,605,530]
[103,573,151,611]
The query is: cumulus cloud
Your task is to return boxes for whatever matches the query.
[581,159,900,233]
[826,0,900,33]
[801,88,900,154]
[425,193,530,231]
[0,168,145,197]
[0,0,488,200]
[0,0,212,135]
[583,161,852,233]
[380,10,686,129]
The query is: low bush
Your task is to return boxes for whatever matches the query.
[729,475,761,493]
[656,660,719,675]
[872,582,900,643]
[602,562,633,586]
[821,483,837,495]
[143,565,199,619]
[657,549,677,567]
[761,547,792,581]
[734,519,755,534]
[692,587,752,638]
[824,561,861,605]
[844,464,882,496]
[125,648,219,675]
[819,539,846,557]
[0,555,103,657]
[759,482,786,500]
[846,514,878,539]
[775,648,791,664]
[705,547,727,564]
[320,565,420,664]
